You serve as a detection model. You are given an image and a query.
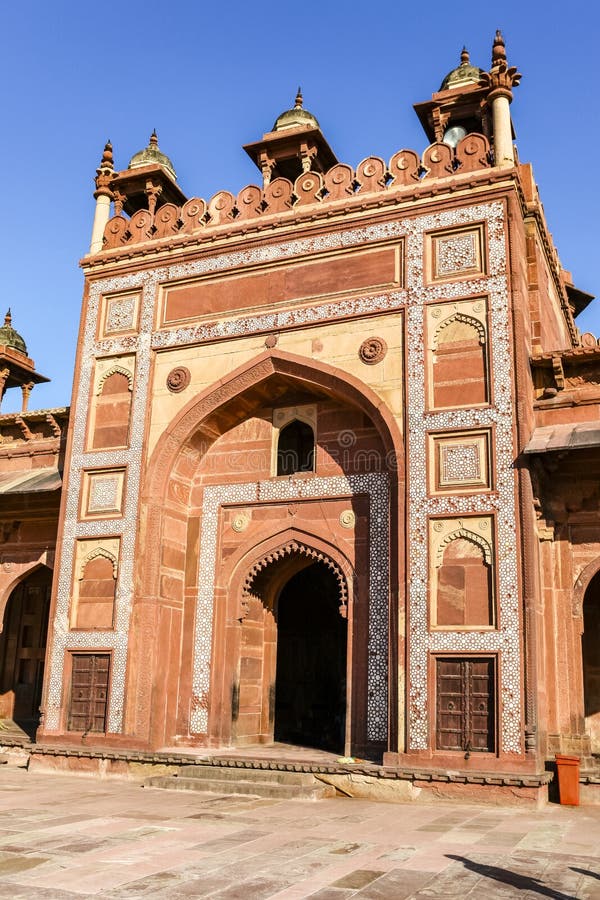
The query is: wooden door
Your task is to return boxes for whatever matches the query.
[68,653,110,733]
[436,657,495,753]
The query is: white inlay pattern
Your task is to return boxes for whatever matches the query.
[441,443,481,483]
[435,231,479,278]
[404,202,521,753]
[88,477,120,513]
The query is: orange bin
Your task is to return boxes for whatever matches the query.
[555,754,580,806]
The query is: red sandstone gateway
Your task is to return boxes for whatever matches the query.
[0,32,598,805]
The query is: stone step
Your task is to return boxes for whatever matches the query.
[144,772,336,801]
[177,764,319,786]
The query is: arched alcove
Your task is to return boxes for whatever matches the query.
[436,535,494,627]
[91,370,132,449]
[276,420,315,475]
[0,567,52,735]
[432,314,488,409]
[583,570,600,752]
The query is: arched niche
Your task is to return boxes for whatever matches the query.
[434,531,494,628]
[431,312,488,409]
[276,419,315,475]
[91,369,133,450]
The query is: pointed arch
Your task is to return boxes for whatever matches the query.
[0,561,53,628]
[96,365,134,394]
[435,527,493,567]
[433,311,486,349]
[144,349,404,505]
[77,547,118,580]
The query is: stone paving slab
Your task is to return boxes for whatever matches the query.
[0,769,598,897]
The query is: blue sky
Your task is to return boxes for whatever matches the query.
[1,1,597,411]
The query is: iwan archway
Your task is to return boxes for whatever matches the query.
[136,350,403,757]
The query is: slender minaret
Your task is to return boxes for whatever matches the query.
[89,141,114,254]
[482,31,521,168]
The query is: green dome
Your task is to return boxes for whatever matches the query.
[273,89,320,132]
[128,130,177,180]
[0,310,27,355]
[440,48,483,91]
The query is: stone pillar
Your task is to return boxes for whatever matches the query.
[490,90,514,168]
[21,381,35,412]
[90,142,114,255]
[0,367,10,411]
[90,194,112,254]
[480,32,521,170]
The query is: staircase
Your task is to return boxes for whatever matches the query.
[144,763,336,800]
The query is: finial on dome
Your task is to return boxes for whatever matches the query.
[492,29,507,66]
[150,129,158,147]
[0,309,27,355]
[439,47,483,91]
[295,87,303,108]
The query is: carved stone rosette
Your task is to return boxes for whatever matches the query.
[166,366,191,393]
[359,337,387,365]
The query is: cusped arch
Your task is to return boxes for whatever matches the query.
[77,547,118,580]
[225,526,356,623]
[244,539,349,614]
[435,528,493,567]
[433,312,486,349]
[97,365,134,395]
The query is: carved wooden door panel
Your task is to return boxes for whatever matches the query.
[436,658,464,751]
[436,657,495,753]
[68,653,110,733]
[469,659,494,751]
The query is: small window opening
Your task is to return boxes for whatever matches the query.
[277,420,315,476]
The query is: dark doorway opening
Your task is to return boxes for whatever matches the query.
[274,562,347,754]
[583,571,600,716]
[0,568,52,739]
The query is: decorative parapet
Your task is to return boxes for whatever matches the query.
[100,135,492,252]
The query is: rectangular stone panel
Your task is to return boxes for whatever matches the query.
[99,290,141,337]
[429,430,491,493]
[80,469,126,519]
[426,224,486,283]
[161,245,402,324]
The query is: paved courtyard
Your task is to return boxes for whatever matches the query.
[0,768,597,898]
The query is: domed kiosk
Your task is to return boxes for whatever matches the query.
[0,310,48,411]
[244,89,338,186]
